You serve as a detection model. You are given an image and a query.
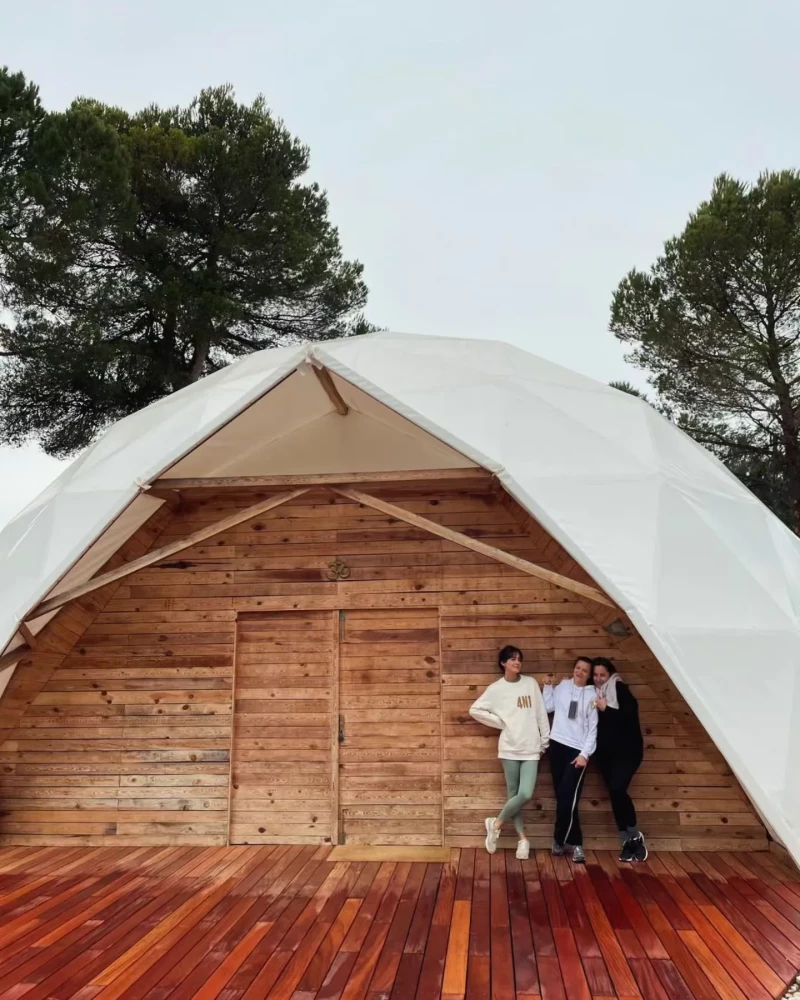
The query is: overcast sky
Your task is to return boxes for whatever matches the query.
[2,0,798,528]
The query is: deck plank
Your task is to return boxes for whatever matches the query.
[414,859,456,1000]
[465,852,490,1000]
[0,847,794,1000]
[506,857,539,997]
[647,854,781,999]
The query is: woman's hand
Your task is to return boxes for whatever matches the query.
[572,755,588,768]
[594,695,607,711]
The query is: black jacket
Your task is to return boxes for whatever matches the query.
[596,680,644,757]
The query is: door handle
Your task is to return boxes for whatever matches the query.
[338,714,345,744]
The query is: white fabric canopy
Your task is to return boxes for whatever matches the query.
[2,331,799,861]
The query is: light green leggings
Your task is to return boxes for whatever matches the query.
[498,759,539,836]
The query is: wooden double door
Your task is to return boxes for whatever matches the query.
[230,608,442,846]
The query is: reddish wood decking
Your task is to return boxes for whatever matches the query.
[0,846,798,1000]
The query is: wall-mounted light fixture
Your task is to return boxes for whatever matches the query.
[604,618,630,638]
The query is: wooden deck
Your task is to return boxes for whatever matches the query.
[0,846,798,1000]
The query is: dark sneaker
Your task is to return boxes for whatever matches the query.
[619,839,636,862]
[632,835,648,862]
[552,840,565,856]
[571,845,586,864]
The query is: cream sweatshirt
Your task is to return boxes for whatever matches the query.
[469,675,550,760]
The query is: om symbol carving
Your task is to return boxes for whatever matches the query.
[326,557,351,581]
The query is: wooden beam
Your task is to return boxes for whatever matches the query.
[313,365,349,415]
[332,486,616,608]
[0,644,31,671]
[16,622,37,649]
[150,468,488,491]
[26,488,310,622]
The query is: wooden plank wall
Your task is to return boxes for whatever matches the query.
[230,610,335,845]
[339,607,442,846]
[0,480,767,851]
[0,505,180,844]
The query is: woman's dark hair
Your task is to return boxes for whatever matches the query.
[498,645,523,672]
[592,656,617,675]
[573,656,593,669]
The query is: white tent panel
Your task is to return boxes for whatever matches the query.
[0,331,798,863]
[647,624,793,838]
[510,473,664,616]
[769,516,800,622]
[652,487,795,630]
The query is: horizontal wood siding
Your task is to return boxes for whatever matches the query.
[0,481,767,850]
[230,610,334,845]
[339,607,442,846]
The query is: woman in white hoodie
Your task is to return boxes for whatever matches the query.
[542,657,598,864]
[469,645,550,859]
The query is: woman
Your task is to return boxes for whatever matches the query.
[542,657,598,864]
[592,656,647,862]
[469,645,550,860]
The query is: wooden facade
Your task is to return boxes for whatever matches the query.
[0,476,767,851]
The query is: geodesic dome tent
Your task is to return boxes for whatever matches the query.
[1,332,799,860]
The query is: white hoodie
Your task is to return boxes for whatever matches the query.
[542,680,598,758]
[469,675,550,760]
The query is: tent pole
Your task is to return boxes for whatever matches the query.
[312,366,349,415]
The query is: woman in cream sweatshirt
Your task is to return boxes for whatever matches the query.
[469,645,550,859]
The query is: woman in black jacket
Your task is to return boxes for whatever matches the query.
[591,657,647,862]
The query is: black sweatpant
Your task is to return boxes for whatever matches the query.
[594,750,642,833]
[549,739,588,847]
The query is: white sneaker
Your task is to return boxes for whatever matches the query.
[516,839,530,860]
[484,817,499,854]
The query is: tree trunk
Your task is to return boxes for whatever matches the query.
[187,335,210,383]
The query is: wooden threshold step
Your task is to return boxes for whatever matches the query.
[328,845,455,863]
